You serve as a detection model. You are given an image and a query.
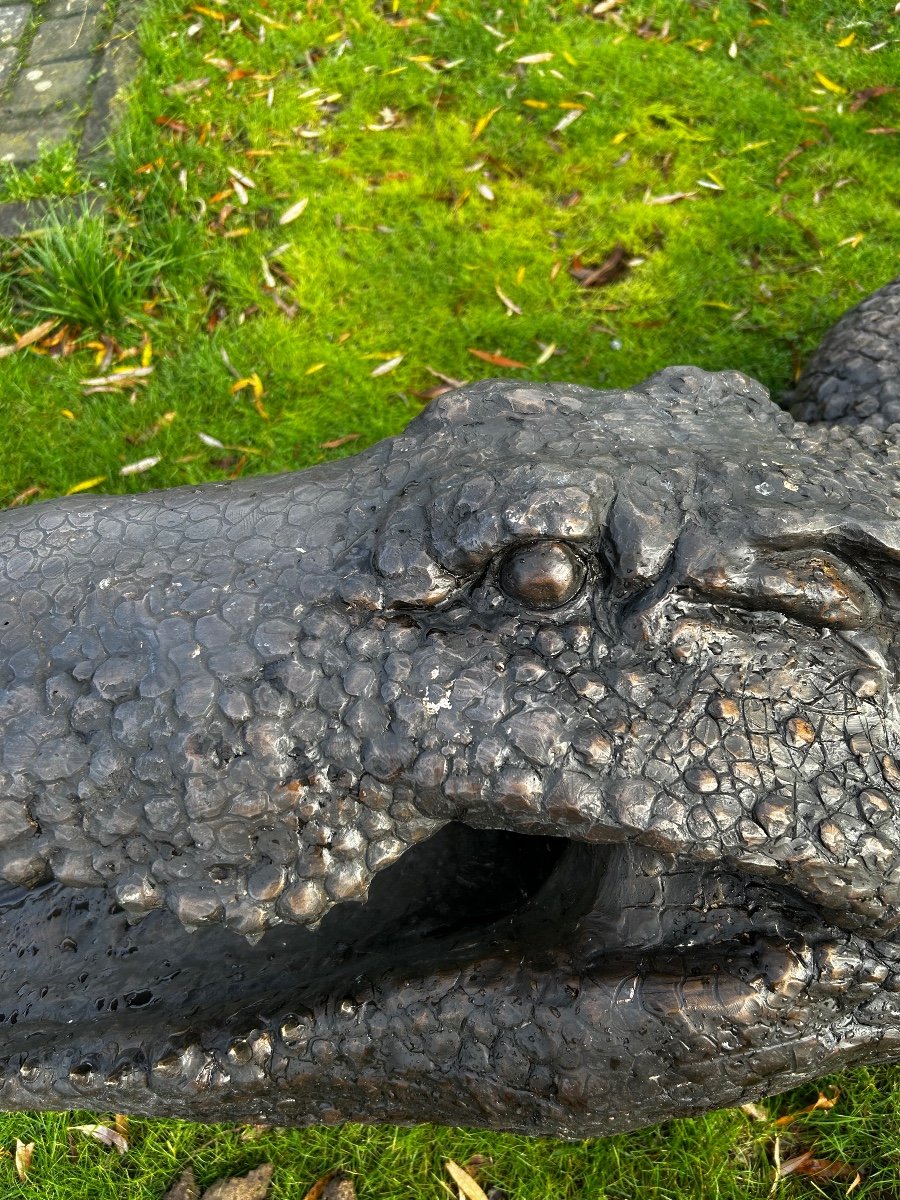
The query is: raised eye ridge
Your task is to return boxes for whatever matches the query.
[498,541,586,610]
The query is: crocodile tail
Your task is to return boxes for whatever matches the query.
[789,276,900,429]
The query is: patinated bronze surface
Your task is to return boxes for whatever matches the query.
[1,279,900,1137]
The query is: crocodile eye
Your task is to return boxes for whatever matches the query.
[498,541,586,610]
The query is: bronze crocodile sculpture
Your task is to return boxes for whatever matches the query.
[1,278,899,1137]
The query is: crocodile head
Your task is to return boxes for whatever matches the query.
[2,366,900,1136]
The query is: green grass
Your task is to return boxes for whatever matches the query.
[4,1070,900,1199]
[1,0,898,504]
[1,0,899,1194]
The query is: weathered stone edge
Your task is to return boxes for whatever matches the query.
[0,0,142,238]
[0,189,106,237]
[78,0,142,163]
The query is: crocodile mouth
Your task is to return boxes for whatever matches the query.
[0,823,851,1127]
[0,827,598,1073]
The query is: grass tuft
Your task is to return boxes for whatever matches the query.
[7,206,185,334]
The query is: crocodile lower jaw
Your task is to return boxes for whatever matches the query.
[0,823,883,1133]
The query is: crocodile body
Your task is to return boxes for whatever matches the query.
[1,280,900,1136]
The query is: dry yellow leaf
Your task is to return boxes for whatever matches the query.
[472,106,502,140]
[305,362,327,374]
[67,476,107,495]
[611,130,628,144]
[60,408,76,420]
[836,32,856,47]
[231,374,265,400]
[444,1160,489,1200]
[14,1139,33,1181]
[815,71,847,94]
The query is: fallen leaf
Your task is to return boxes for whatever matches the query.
[14,1139,34,1181]
[535,342,557,365]
[553,110,582,133]
[644,190,697,204]
[0,318,57,359]
[164,76,211,96]
[370,355,404,377]
[774,198,822,250]
[836,32,856,47]
[8,486,43,507]
[775,1088,840,1126]
[838,232,865,248]
[472,106,502,140]
[815,70,847,94]
[569,243,631,287]
[740,1101,769,1121]
[81,366,153,392]
[778,1150,859,1181]
[849,85,896,111]
[119,457,161,477]
[413,384,454,401]
[163,1167,200,1200]
[71,1123,128,1153]
[231,374,265,399]
[202,1162,274,1200]
[319,434,361,449]
[305,362,327,374]
[468,348,527,368]
[155,116,192,135]
[279,197,309,225]
[301,1171,350,1200]
[198,432,226,448]
[425,365,466,387]
[445,1160,490,1200]
[866,126,898,134]
[516,52,554,64]
[66,476,107,494]
[226,166,255,189]
[495,283,522,315]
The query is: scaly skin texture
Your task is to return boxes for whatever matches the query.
[2,279,900,1137]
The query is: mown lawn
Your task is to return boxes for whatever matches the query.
[0,0,899,1195]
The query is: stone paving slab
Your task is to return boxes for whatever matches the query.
[0,45,16,87]
[7,54,95,113]
[29,9,107,63]
[0,6,28,46]
[0,0,137,167]
[0,113,81,166]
